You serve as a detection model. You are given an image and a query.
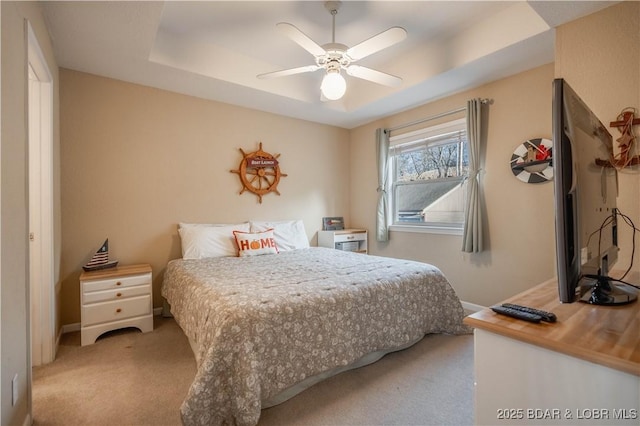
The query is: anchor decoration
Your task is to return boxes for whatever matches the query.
[596,107,640,169]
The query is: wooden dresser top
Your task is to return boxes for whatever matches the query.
[464,275,640,376]
[79,263,151,281]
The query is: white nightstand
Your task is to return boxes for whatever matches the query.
[80,264,153,346]
[318,228,368,254]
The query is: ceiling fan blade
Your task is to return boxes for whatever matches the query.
[346,65,403,87]
[346,27,407,61]
[257,65,321,79]
[276,22,326,57]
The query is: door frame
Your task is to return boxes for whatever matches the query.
[28,21,55,366]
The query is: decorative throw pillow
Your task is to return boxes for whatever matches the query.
[233,229,279,257]
[249,220,310,251]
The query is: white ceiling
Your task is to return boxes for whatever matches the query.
[42,1,615,129]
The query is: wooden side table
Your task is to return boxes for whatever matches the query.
[80,264,153,346]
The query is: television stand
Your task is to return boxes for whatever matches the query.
[579,276,638,305]
[464,276,639,425]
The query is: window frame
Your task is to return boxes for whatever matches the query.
[388,118,467,235]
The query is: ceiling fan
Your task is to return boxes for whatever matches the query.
[257,1,407,100]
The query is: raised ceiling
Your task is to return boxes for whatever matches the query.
[42,1,615,129]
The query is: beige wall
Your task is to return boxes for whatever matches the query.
[349,64,557,307]
[555,0,640,277]
[1,1,61,424]
[59,69,350,324]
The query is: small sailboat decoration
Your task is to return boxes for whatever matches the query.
[83,239,118,271]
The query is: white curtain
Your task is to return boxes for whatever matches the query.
[376,128,390,242]
[462,99,484,253]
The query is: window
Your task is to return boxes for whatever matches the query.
[389,118,468,232]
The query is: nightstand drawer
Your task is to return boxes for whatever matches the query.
[334,232,366,243]
[82,295,151,327]
[83,284,151,304]
[82,273,151,293]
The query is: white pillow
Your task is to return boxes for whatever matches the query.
[249,220,310,251]
[178,222,248,229]
[233,229,279,257]
[179,223,250,259]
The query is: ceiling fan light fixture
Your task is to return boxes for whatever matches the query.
[321,70,346,100]
[260,1,406,98]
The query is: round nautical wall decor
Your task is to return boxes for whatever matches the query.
[510,138,553,183]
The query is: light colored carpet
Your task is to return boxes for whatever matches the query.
[33,317,195,426]
[33,317,474,426]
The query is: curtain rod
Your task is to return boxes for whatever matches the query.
[386,98,490,134]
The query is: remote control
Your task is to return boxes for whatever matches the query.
[491,305,542,323]
[501,303,557,323]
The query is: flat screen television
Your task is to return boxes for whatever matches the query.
[552,78,637,305]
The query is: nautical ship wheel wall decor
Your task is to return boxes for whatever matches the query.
[231,142,287,203]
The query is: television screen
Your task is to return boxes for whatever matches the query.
[552,78,637,305]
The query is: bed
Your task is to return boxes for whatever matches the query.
[162,221,470,426]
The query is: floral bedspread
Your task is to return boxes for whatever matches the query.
[162,247,470,426]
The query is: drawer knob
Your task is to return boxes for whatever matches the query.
[116,293,122,297]
[116,308,122,313]
[116,281,122,286]
[347,236,354,240]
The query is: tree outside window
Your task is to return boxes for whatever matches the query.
[391,122,468,226]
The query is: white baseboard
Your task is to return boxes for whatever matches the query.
[62,307,165,334]
[461,301,486,313]
[61,322,80,334]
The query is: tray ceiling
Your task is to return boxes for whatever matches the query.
[42,1,615,128]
